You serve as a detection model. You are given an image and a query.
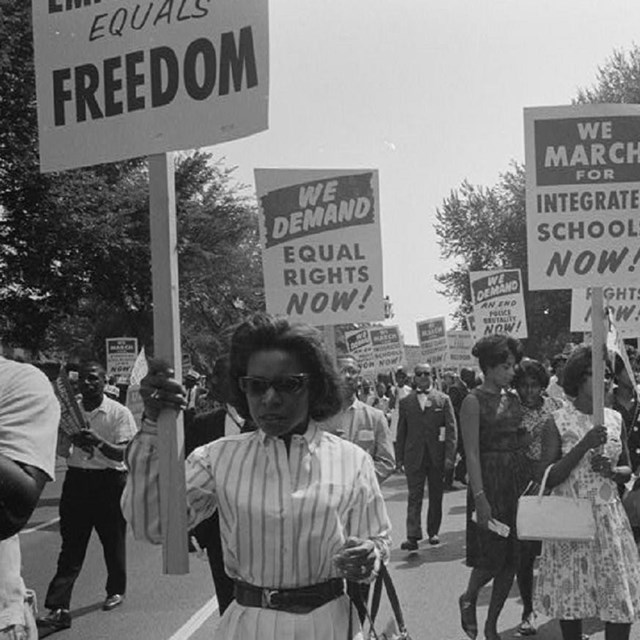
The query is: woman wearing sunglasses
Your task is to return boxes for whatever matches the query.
[534,345,640,640]
[122,313,391,640]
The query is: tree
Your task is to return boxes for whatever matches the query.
[0,3,264,366]
[434,166,576,359]
[434,44,640,360]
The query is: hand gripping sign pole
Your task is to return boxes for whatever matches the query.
[149,153,189,574]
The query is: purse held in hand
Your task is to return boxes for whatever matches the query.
[516,465,596,542]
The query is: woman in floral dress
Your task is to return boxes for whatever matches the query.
[513,358,564,635]
[535,345,640,640]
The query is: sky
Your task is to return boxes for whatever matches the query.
[210,0,640,344]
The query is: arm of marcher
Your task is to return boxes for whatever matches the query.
[443,394,457,470]
[372,409,395,484]
[0,454,48,539]
[121,418,218,544]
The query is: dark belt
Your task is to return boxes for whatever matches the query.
[233,578,344,614]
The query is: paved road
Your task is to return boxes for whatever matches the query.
[21,461,631,639]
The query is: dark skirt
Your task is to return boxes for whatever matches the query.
[466,449,530,571]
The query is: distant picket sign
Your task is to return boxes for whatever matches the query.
[344,325,405,378]
[416,316,448,366]
[571,287,640,338]
[106,337,138,384]
[469,269,528,339]
[32,0,269,172]
[524,104,640,290]
[445,330,475,369]
[254,169,385,325]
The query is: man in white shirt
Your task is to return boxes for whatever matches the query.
[0,356,59,639]
[38,361,137,633]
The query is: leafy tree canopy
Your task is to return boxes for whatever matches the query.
[435,45,640,360]
[0,3,264,370]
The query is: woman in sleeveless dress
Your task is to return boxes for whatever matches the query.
[458,335,530,640]
[535,345,640,640]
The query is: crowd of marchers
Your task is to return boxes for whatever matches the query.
[2,319,640,640]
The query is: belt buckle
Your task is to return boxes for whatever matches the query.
[261,588,279,609]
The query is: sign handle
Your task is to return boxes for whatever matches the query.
[149,153,189,575]
[590,287,606,427]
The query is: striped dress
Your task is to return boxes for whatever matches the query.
[122,419,392,640]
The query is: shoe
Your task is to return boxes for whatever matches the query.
[102,594,124,611]
[517,613,537,636]
[37,608,72,632]
[400,538,419,551]
[459,594,477,640]
[428,535,440,546]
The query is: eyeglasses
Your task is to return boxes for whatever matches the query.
[415,371,431,377]
[238,374,310,396]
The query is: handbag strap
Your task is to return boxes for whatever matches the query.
[368,565,408,634]
[539,464,580,501]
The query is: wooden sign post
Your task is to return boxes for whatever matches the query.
[590,287,606,428]
[149,153,189,574]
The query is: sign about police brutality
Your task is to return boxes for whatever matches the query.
[345,325,405,377]
[571,287,640,338]
[524,104,640,290]
[254,169,385,324]
[416,316,448,366]
[32,0,269,172]
[106,337,138,383]
[469,269,528,339]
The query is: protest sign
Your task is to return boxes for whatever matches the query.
[32,0,269,172]
[469,269,528,339]
[344,325,405,378]
[254,169,385,324]
[106,337,138,384]
[445,330,475,369]
[524,104,640,290]
[126,347,148,429]
[53,366,85,437]
[571,287,640,338]
[416,317,448,366]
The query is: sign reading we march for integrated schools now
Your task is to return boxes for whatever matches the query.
[344,326,405,378]
[525,104,640,290]
[106,337,138,383]
[32,0,269,172]
[469,269,528,339]
[254,169,385,325]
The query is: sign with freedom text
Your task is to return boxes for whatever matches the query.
[445,330,475,369]
[32,0,269,172]
[344,325,405,378]
[254,169,384,324]
[524,104,640,290]
[469,269,528,339]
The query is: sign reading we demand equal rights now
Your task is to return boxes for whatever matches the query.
[525,104,640,290]
[32,0,268,172]
[254,169,385,325]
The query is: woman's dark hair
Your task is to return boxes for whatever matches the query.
[561,344,592,398]
[228,313,342,422]
[471,335,523,374]
[513,358,549,390]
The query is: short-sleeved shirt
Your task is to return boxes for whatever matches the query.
[67,396,137,472]
[0,357,60,631]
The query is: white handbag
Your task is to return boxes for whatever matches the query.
[516,465,596,542]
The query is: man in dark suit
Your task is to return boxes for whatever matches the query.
[397,363,457,550]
